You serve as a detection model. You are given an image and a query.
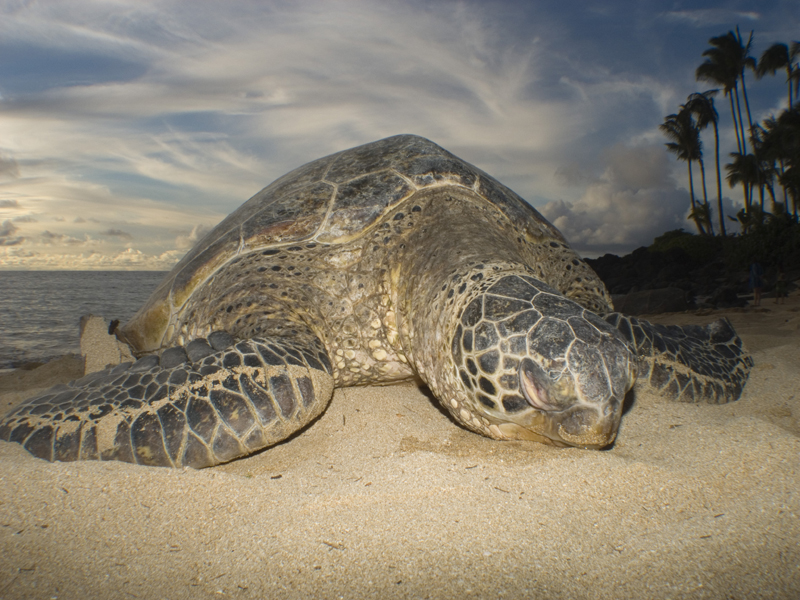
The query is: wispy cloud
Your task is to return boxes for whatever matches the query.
[0,156,19,178]
[40,230,92,246]
[0,0,796,268]
[661,10,761,27]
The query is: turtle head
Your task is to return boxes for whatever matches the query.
[449,274,635,449]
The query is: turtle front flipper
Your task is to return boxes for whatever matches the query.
[604,313,753,404]
[0,333,334,468]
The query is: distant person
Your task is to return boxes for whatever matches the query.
[774,267,787,305]
[749,261,764,307]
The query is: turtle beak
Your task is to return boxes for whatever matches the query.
[516,357,620,449]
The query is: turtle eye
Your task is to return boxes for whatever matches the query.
[519,358,554,411]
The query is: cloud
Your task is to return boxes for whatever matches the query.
[13,215,37,222]
[0,156,20,178]
[175,224,210,250]
[1,220,16,234]
[554,163,597,187]
[541,144,691,255]
[660,10,761,26]
[40,230,91,246]
[0,0,795,269]
[0,245,182,270]
[0,199,20,208]
[602,144,673,190]
[101,228,133,240]
[0,219,24,246]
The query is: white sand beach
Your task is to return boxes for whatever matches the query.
[1,298,798,599]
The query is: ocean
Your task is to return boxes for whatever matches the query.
[0,271,168,371]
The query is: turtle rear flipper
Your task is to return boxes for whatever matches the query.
[0,334,334,468]
[605,313,753,404]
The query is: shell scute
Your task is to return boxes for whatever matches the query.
[240,181,333,249]
[318,171,414,243]
[477,175,562,242]
[324,135,436,184]
[171,227,241,309]
[401,154,478,189]
[120,134,583,353]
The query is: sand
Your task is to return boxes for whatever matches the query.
[1,298,798,599]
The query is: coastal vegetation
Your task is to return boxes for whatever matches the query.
[661,28,799,240]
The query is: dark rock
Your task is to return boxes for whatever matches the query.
[709,286,747,309]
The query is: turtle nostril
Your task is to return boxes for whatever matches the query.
[519,358,553,411]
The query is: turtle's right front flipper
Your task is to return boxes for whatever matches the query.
[0,333,334,468]
[605,313,753,404]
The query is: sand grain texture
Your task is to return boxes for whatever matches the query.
[1,299,799,599]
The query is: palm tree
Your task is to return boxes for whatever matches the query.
[730,204,765,234]
[686,90,726,235]
[760,116,790,208]
[781,166,800,218]
[688,203,713,237]
[696,30,756,157]
[660,109,707,235]
[792,42,800,104]
[769,105,800,219]
[756,41,800,107]
[726,152,759,211]
[736,28,757,140]
[752,132,778,211]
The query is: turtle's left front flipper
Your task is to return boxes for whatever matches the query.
[0,334,334,468]
[604,313,753,404]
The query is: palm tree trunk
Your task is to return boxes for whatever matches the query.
[733,83,748,155]
[698,157,714,235]
[731,87,752,213]
[741,171,750,211]
[779,158,789,207]
[766,182,777,208]
[729,93,743,154]
[740,70,755,138]
[687,161,705,235]
[737,28,755,140]
[713,120,726,235]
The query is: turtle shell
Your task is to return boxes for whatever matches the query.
[120,135,566,351]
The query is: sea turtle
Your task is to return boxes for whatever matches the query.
[0,135,752,468]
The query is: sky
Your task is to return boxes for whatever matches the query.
[0,0,798,269]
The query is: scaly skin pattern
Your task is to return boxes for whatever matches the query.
[0,135,753,467]
[605,314,753,403]
[393,191,636,448]
[0,334,334,468]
